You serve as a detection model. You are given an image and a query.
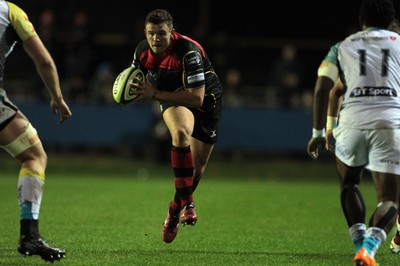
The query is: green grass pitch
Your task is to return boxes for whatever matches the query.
[0,154,399,265]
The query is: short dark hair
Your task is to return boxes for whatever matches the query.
[359,0,396,28]
[145,9,173,28]
[388,18,400,33]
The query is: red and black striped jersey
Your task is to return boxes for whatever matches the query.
[131,31,222,96]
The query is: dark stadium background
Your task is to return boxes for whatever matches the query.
[10,0,383,88]
[5,0,400,158]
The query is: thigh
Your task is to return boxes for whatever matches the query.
[0,111,46,168]
[190,94,222,144]
[163,106,194,147]
[371,171,400,203]
[367,129,400,175]
[333,126,368,167]
[0,111,30,145]
[336,157,364,187]
[0,88,18,131]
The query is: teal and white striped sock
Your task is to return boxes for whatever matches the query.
[362,227,386,257]
[349,223,366,253]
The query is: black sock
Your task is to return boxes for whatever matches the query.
[20,219,39,239]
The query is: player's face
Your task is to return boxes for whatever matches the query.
[144,23,173,55]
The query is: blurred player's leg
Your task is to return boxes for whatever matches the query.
[390,215,400,254]
[390,177,400,254]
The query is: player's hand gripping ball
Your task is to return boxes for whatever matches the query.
[112,66,144,105]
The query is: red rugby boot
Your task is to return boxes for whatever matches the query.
[180,203,197,226]
[162,203,180,243]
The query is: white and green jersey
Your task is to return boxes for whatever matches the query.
[323,28,400,129]
[0,0,36,87]
[0,1,36,126]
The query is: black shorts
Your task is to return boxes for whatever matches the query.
[160,92,222,144]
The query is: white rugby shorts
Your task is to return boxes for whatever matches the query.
[0,88,18,128]
[333,126,400,175]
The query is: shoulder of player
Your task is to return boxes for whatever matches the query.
[323,41,341,60]
[173,34,204,58]
[135,39,150,53]
[5,1,36,41]
[343,28,399,41]
[7,1,27,23]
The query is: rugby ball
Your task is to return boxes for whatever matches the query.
[112,66,144,105]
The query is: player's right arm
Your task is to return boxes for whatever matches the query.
[325,79,344,152]
[307,44,340,159]
[8,2,72,124]
[23,36,72,123]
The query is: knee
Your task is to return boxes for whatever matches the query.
[373,201,398,232]
[36,149,48,168]
[18,145,48,171]
[171,127,191,146]
[378,200,398,210]
[375,201,398,224]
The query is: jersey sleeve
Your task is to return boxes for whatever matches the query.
[131,40,148,72]
[317,42,341,81]
[7,2,36,42]
[131,47,140,68]
[182,50,205,89]
[323,42,340,65]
